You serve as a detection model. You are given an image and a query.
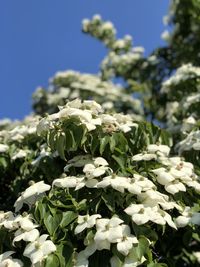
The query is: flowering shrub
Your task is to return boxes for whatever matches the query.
[1,1,200,266]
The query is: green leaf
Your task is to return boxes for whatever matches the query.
[100,135,109,155]
[102,192,115,212]
[65,130,76,151]
[112,154,126,170]
[147,263,168,267]
[135,236,150,259]
[109,135,116,152]
[56,132,66,160]
[56,243,74,267]
[45,253,60,267]
[60,211,77,228]
[44,213,62,237]
[47,130,57,150]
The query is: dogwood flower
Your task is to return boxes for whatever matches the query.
[64,155,92,171]
[13,229,40,244]
[116,225,138,256]
[94,217,124,250]
[127,174,155,195]
[75,243,97,267]
[75,214,101,234]
[97,174,130,193]
[83,157,109,179]
[132,153,156,161]
[137,189,180,210]
[0,144,9,153]
[125,203,176,228]
[193,252,200,263]
[147,144,170,156]
[23,234,56,265]
[0,211,18,230]
[53,175,84,188]
[0,251,23,267]
[14,214,38,231]
[11,150,28,161]
[14,181,51,212]
[125,204,153,225]
[175,206,200,227]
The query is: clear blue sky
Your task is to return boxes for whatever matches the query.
[0,0,170,120]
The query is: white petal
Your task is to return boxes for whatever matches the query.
[94,157,108,167]
[117,240,132,256]
[41,240,56,256]
[75,223,87,234]
[23,229,40,242]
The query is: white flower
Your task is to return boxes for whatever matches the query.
[132,153,156,161]
[13,229,40,244]
[58,106,101,131]
[53,176,83,188]
[11,150,28,160]
[127,174,155,195]
[75,214,101,234]
[14,181,51,212]
[147,144,170,156]
[175,207,200,227]
[164,180,186,194]
[124,204,153,225]
[0,144,9,153]
[0,212,17,230]
[194,252,200,263]
[116,225,138,256]
[0,251,23,267]
[161,30,171,41]
[83,157,109,179]
[152,168,175,185]
[52,175,97,191]
[97,174,130,193]
[94,217,124,250]
[64,155,92,171]
[125,203,176,228]
[14,214,38,231]
[23,234,56,265]
[75,243,97,267]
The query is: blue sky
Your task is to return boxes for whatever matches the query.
[0,0,169,120]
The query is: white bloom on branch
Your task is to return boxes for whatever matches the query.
[175,206,200,228]
[11,149,28,161]
[97,174,130,193]
[147,144,170,157]
[0,144,9,153]
[0,251,23,267]
[23,234,56,265]
[125,203,176,228]
[83,157,109,179]
[127,174,155,195]
[94,217,124,250]
[75,214,101,234]
[13,228,40,244]
[116,225,138,256]
[132,153,156,161]
[0,211,18,230]
[14,181,51,212]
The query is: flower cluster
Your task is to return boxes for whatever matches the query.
[33,70,144,117]
[0,208,56,266]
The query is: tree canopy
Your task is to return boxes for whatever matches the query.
[0,1,200,266]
